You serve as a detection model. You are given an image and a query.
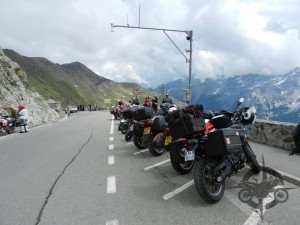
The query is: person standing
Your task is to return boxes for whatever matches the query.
[162,94,173,104]
[152,96,158,113]
[18,103,29,133]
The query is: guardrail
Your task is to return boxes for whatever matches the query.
[247,119,297,151]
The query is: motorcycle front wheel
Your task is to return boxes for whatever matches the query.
[243,144,261,174]
[194,159,225,203]
[133,135,148,149]
[170,158,194,174]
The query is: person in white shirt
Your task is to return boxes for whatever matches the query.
[18,104,29,133]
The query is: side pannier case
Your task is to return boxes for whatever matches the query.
[204,128,243,157]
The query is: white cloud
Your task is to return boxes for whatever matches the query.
[1,0,300,87]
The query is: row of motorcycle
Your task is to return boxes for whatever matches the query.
[116,98,261,203]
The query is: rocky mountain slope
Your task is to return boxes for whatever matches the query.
[0,49,61,127]
[159,69,300,123]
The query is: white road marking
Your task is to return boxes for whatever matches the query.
[109,144,114,150]
[163,180,195,200]
[133,149,149,155]
[107,176,116,194]
[106,219,118,225]
[109,137,114,141]
[108,156,115,165]
[110,116,114,134]
[144,159,170,171]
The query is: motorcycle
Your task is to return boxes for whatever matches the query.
[148,104,178,156]
[125,118,136,142]
[0,114,16,134]
[165,104,207,174]
[192,98,261,203]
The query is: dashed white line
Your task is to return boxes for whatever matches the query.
[108,156,115,165]
[163,180,194,200]
[144,159,170,171]
[110,116,114,134]
[107,176,116,194]
[133,149,149,155]
[109,137,114,141]
[106,219,118,225]
[109,144,114,150]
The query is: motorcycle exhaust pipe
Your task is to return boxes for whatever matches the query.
[216,165,234,182]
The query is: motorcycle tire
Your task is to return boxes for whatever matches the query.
[194,158,225,203]
[6,126,15,134]
[148,134,165,156]
[118,122,124,131]
[125,130,133,142]
[170,158,194,174]
[133,135,148,149]
[121,124,128,134]
[243,144,261,174]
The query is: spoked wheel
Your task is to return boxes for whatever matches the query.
[6,126,15,134]
[133,135,148,149]
[194,159,225,203]
[243,144,261,174]
[170,158,194,174]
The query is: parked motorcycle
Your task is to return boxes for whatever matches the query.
[148,104,178,156]
[193,98,261,203]
[165,104,206,174]
[0,114,16,134]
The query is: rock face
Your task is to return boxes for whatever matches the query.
[0,48,62,127]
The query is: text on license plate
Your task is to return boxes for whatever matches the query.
[143,127,151,135]
[185,151,195,161]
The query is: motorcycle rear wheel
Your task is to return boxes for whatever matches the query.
[6,126,15,134]
[194,159,225,203]
[133,135,148,149]
[125,130,133,142]
[243,144,261,174]
[121,124,128,134]
[170,158,194,174]
[148,135,165,156]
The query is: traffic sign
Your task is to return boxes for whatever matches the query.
[132,88,140,95]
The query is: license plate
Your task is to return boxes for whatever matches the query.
[164,136,172,146]
[143,127,151,135]
[185,150,195,161]
[129,125,134,130]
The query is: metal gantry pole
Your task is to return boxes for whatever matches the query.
[111,23,193,104]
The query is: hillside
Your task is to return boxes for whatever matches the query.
[3,49,162,108]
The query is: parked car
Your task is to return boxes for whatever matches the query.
[69,106,78,113]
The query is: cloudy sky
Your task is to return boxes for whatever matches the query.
[1,0,300,87]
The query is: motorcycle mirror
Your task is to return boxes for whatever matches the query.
[239,97,245,103]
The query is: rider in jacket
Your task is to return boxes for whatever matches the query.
[18,104,29,133]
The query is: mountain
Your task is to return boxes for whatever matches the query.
[157,69,300,123]
[0,49,61,127]
[2,49,161,109]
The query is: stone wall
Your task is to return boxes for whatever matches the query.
[248,119,297,151]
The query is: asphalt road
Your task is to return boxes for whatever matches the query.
[0,111,299,225]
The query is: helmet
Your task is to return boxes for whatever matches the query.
[18,104,25,109]
[168,106,178,113]
[241,106,256,124]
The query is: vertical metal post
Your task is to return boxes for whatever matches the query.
[188,31,193,105]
